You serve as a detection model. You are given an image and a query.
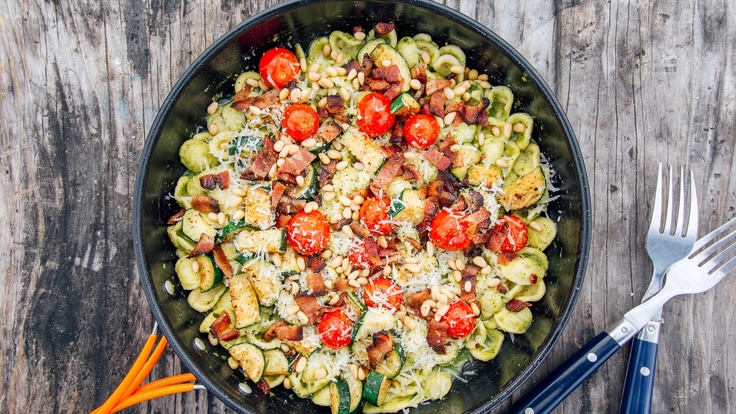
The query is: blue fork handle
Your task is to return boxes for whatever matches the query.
[508,331,622,414]
[619,319,661,414]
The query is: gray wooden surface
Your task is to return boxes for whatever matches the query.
[1,0,734,412]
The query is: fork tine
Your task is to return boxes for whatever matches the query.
[649,163,665,233]
[664,166,675,234]
[687,170,699,238]
[674,167,687,236]
[700,229,736,273]
[692,216,736,253]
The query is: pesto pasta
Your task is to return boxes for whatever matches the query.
[166,21,558,413]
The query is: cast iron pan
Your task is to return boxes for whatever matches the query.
[133,0,592,412]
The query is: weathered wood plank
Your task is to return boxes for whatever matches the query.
[1,0,734,413]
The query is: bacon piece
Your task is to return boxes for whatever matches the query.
[401,163,421,181]
[199,174,218,190]
[427,91,446,118]
[425,79,453,96]
[496,252,519,265]
[212,244,233,279]
[256,378,270,394]
[367,331,394,369]
[463,189,485,213]
[463,208,491,235]
[271,182,287,210]
[411,64,427,84]
[369,153,405,196]
[210,313,240,342]
[459,274,477,302]
[506,299,532,312]
[232,87,281,111]
[188,233,215,257]
[344,60,362,75]
[241,136,278,180]
[306,273,327,296]
[294,294,323,324]
[275,212,291,229]
[277,171,297,184]
[361,53,374,73]
[167,209,185,225]
[365,77,391,92]
[191,195,220,214]
[462,97,490,125]
[349,221,372,239]
[263,320,305,341]
[383,65,403,83]
[278,148,316,176]
[374,22,395,36]
[530,273,539,285]
[307,256,327,273]
[276,196,307,215]
[426,320,449,354]
[318,160,338,187]
[317,120,344,143]
[422,148,452,171]
[496,283,508,295]
[405,289,430,309]
[325,95,345,115]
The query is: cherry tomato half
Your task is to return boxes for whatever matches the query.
[487,215,529,253]
[318,309,354,349]
[282,104,319,142]
[357,92,395,137]
[362,276,403,311]
[348,237,379,269]
[403,113,440,149]
[258,47,300,89]
[429,209,472,251]
[441,301,476,339]
[359,196,395,235]
[286,210,330,255]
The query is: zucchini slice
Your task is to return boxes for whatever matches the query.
[229,274,260,328]
[241,259,282,306]
[263,349,290,376]
[196,254,224,291]
[330,377,352,414]
[362,370,391,406]
[369,43,411,92]
[290,164,319,201]
[229,342,265,383]
[235,228,287,254]
[181,209,217,242]
[390,92,420,116]
[497,166,546,211]
[374,343,406,379]
[338,128,386,174]
[356,38,387,66]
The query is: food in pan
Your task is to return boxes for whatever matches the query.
[166,21,558,413]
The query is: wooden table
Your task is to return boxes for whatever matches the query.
[2,0,734,412]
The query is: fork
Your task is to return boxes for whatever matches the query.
[508,215,736,414]
[619,164,698,414]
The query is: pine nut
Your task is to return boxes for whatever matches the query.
[405,263,422,273]
[297,257,306,271]
[227,356,239,370]
[232,210,245,221]
[207,123,219,135]
[420,301,432,317]
[296,311,309,324]
[529,220,543,231]
[296,175,305,187]
[453,270,462,283]
[443,87,455,100]
[313,368,327,379]
[294,356,307,373]
[279,88,290,101]
[435,304,450,321]
[207,101,219,115]
[472,256,488,268]
[342,225,355,238]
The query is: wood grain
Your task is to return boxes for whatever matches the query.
[1,0,734,413]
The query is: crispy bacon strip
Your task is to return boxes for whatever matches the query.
[167,209,185,225]
[317,120,344,143]
[232,87,281,111]
[506,299,532,312]
[263,320,305,342]
[427,320,449,354]
[496,252,519,265]
[271,182,287,210]
[307,256,327,273]
[256,378,270,394]
[191,195,220,214]
[374,22,395,36]
[210,312,239,341]
[241,136,278,180]
[422,148,452,171]
[459,274,477,302]
[369,153,404,196]
[211,244,233,279]
[188,233,215,257]
[367,331,394,369]
[306,273,327,296]
[405,289,430,309]
[278,148,316,176]
[294,294,323,324]
[425,79,453,96]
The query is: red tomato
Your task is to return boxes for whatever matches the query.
[282,104,319,142]
[359,196,395,235]
[362,276,403,311]
[318,309,354,349]
[429,209,473,251]
[286,210,330,255]
[441,301,476,339]
[403,113,440,149]
[487,215,529,253]
[258,47,300,89]
[348,237,379,269]
[357,92,395,137]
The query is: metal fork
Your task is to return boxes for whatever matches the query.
[508,216,736,414]
[620,164,698,414]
